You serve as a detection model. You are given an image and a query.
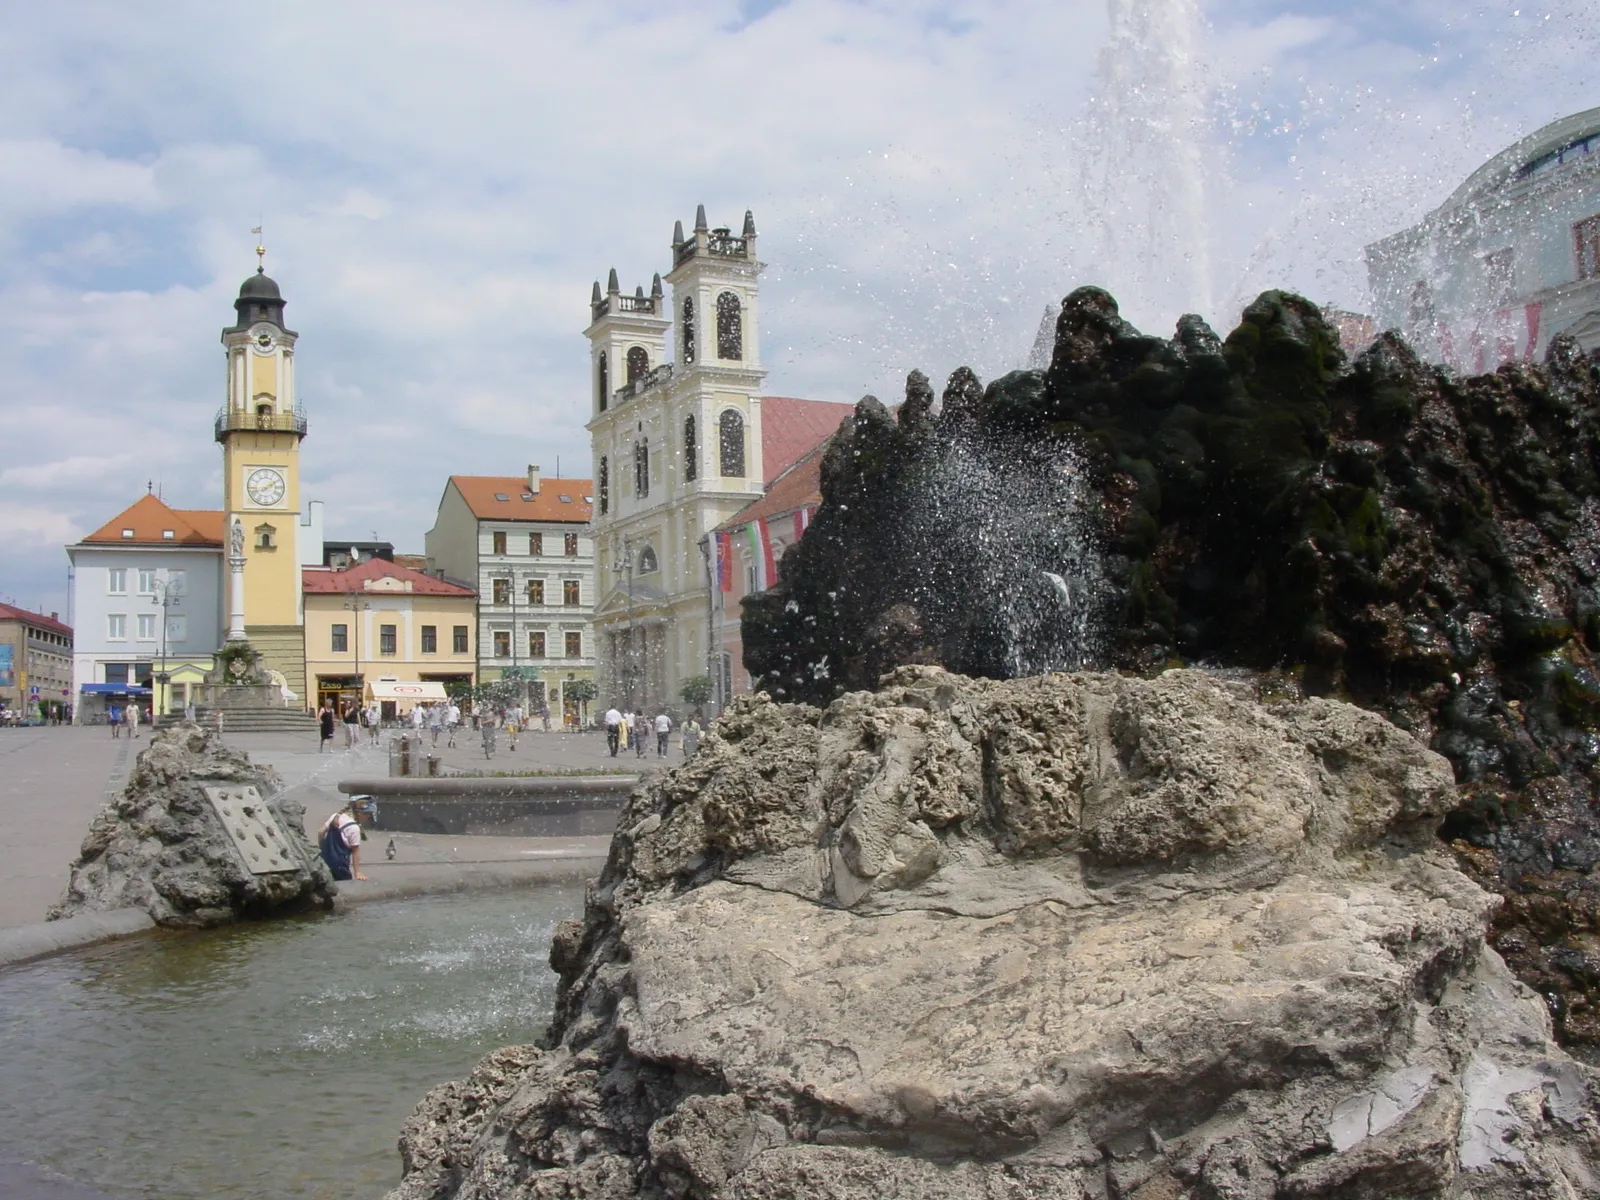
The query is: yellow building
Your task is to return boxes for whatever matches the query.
[302,557,476,717]
[217,265,310,698]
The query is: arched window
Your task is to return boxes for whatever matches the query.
[682,297,696,363]
[626,346,648,384]
[634,439,650,498]
[639,546,659,574]
[716,291,742,360]
[684,415,698,482]
[596,353,609,412]
[719,409,746,478]
[598,456,609,515]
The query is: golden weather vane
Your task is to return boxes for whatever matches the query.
[251,223,266,273]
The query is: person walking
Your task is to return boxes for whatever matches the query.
[654,710,671,757]
[480,709,498,759]
[109,703,121,738]
[682,713,702,759]
[319,702,336,752]
[124,701,140,740]
[342,699,360,748]
[428,702,444,747]
[634,710,648,759]
[366,703,381,743]
[506,706,520,752]
[446,700,460,748]
[604,705,622,757]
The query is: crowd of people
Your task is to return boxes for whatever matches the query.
[600,705,702,759]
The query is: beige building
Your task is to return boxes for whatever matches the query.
[0,602,73,721]
[301,557,476,716]
[424,468,597,721]
[586,206,852,711]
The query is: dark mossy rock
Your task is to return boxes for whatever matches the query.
[743,284,1600,1045]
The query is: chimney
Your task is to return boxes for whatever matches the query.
[527,464,541,494]
[50,612,58,621]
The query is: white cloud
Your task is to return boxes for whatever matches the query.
[0,0,1593,617]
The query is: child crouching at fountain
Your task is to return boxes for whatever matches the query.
[319,798,375,881]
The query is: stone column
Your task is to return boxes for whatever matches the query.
[227,517,247,643]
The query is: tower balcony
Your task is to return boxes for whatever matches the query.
[214,404,308,442]
[592,292,661,320]
[673,228,752,268]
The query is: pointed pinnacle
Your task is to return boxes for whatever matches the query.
[607,267,619,294]
[672,219,685,246]
[591,281,602,304]
[743,209,756,237]
[651,273,663,295]
[694,204,708,233]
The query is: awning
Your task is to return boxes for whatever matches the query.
[365,680,448,702]
[79,684,153,696]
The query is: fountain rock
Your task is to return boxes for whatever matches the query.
[388,669,1597,1199]
[50,722,336,927]
[746,287,1600,1047]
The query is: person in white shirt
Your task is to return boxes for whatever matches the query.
[446,702,461,748]
[603,706,622,757]
[654,711,672,757]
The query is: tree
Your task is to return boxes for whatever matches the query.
[679,674,714,708]
[566,678,598,726]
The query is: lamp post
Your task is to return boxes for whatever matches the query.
[343,595,371,715]
[151,576,183,717]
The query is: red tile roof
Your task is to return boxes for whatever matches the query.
[761,396,854,483]
[302,558,476,596]
[448,477,594,523]
[0,602,72,637]
[720,439,829,532]
[81,495,225,547]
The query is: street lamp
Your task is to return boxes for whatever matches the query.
[151,576,183,717]
[343,595,371,715]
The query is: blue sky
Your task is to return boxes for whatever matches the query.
[0,0,1593,620]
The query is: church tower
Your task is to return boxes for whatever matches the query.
[587,207,767,709]
[216,251,308,699]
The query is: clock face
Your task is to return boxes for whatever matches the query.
[251,330,276,355]
[246,468,286,507]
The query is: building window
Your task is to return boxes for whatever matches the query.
[167,568,186,595]
[719,409,746,477]
[684,415,698,481]
[331,624,348,653]
[529,532,543,556]
[379,624,397,655]
[106,663,128,684]
[639,545,659,573]
[527,578,545,605]
[421,625,437,653]
[492,530,507,555]
[1578,215,1600,281]
[598,456,609,515]
[682,296,695,363]
[108,614,126,640]
[107,568,127,595]
[166,615,187,643]
[597,352,609,411]
[493,578,511,605]
[565,631,582,659]
[453,625,469,653]
[716,291,742,359]
[635,439,649,498]
[565,532,579,556]
[493,630,510,657]
[627,345,648,383]
[563,579,580,605]
[529,631,547,658]
[137,613,156,640]
[137,568,157,595]
[255,524,276,550]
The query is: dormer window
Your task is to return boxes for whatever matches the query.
[121,529,134,539]
[162,530,175,540]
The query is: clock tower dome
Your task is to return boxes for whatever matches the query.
[216,253,308,700]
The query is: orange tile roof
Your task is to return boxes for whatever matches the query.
[80,495,225,547]
[0,601,72,637]
[720,439,829,533]
[761,396,854,483]
[302,557,476,596]
[448,477,594,522]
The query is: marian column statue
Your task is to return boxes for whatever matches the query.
[226,517,247,643]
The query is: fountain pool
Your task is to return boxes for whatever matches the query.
[0,883,585,1200]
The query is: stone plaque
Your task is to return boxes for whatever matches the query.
[203,785,299,874]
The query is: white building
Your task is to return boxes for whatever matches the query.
[586,207,852,712]
[424,466,597,716]
[1366,106,1600,371]
[66,494,226,720]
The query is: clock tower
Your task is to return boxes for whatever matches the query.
[216,255,308,700]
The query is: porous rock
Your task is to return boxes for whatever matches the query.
[388,669,1598,1200]
[50,722,336,927]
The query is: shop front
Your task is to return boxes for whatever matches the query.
[364,677,449,724]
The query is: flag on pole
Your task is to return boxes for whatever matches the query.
[715,531,734,592]
[746,519,776,591]
[793,505,814,541]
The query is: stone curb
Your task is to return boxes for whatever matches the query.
[337,774,640,797]
[0,908,156,970]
